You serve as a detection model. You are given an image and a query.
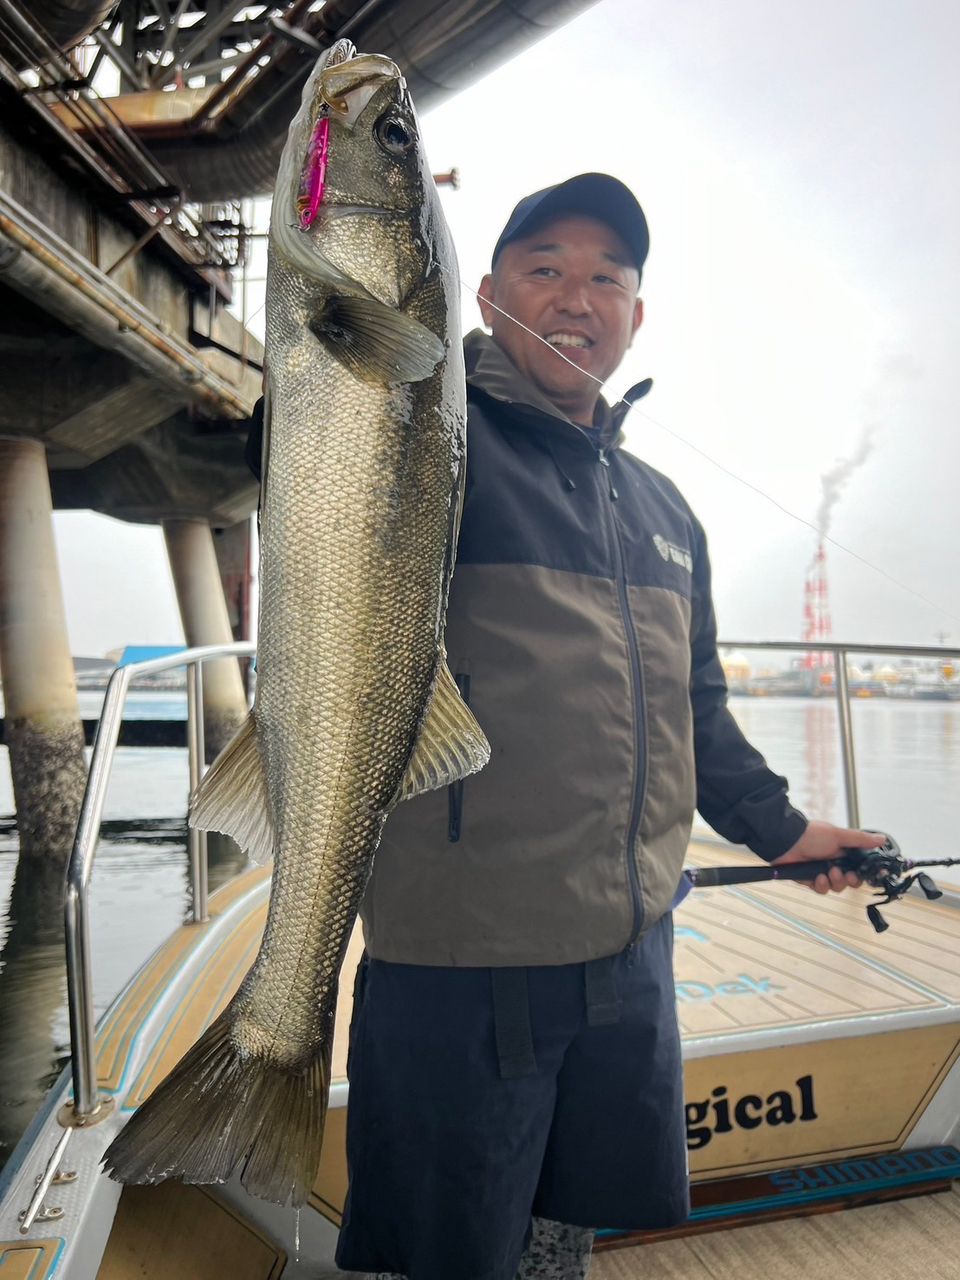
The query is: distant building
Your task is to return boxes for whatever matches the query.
[73,656,116,689]
[874,664,902,686]
[71,647,187,690]
[721,650,752,683]
[116,645,185,667]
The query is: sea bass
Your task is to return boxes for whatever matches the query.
[104,38,488,1207]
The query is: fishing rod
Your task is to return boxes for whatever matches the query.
[686,836,960,933]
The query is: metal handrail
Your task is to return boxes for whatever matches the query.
[63,641,255,1125]
[720,641,957,659]
[59,635,954,1123]
[720,640,959,830]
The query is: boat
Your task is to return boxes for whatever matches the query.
[2,641,960,1278]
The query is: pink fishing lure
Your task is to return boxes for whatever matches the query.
[297,115,329,230]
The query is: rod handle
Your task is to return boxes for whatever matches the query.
[692,860,840,887]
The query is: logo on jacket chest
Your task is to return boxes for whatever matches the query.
[653,534,693,573]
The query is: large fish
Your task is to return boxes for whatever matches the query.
[104,38,489,1207]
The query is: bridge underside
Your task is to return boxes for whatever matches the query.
[0,0,597,855]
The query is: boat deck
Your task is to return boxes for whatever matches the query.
[96,835,960,1198]
[5,837,960,1277]
[590,840,960,1278]
[591,1181,960,1280]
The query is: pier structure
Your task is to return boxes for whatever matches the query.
[0,4,261,851]
[0,0,597,852]
[0,437,87,858]
[163,517,247,756]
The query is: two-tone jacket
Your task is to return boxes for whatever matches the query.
[359,332,808,966]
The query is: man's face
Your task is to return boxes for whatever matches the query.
[477,213,643,425]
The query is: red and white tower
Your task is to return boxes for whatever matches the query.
[801,542,832,670]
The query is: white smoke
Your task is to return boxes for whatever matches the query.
[815,426,879,538]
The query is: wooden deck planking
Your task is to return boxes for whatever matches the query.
[590,1184,960,1280]
[674,895,936,1037]
[683,840,960,1000]
[746,889,960,1000]
[96,1184,285,1280]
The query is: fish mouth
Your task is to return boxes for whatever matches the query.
[293,42,402,230]
[324,38,356,68]
[320,47,401,122]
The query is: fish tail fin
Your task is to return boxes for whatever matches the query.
[103,1013,331,1207]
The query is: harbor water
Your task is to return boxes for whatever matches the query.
[1,690,959,1173]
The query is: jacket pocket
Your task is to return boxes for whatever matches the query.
[447,673,470,843]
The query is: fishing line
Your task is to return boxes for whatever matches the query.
[465,284,960,629]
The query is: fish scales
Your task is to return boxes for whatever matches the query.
[248,260,460,1051]
[103,38,488,1206]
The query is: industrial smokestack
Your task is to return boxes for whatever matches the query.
[815,426,878,538]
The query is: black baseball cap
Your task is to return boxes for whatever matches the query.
[491,173,649,276]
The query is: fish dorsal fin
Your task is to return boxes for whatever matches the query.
[310,293,445,385]
[189,709,276,865]
[398,660,490,802]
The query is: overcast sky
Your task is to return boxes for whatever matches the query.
[54,0,960,655]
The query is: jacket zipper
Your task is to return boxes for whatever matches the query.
[447,673,470,842]
[597,446,648,942]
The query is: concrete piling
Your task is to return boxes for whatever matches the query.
[162,517,248,759]
[212,517,253,642]
[213,516,255,699]
[0,437,87,859]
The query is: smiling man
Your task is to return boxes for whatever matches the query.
[477,208,644,424]
[335,174,876,1280]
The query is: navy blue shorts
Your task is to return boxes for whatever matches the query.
[335,913,689,1280]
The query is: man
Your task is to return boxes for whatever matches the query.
[328,173,876,1280]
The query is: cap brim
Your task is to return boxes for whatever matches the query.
[492,173,649,273]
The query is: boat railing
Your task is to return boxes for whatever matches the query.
[57,638,955,1132]
[63,641,255,1131]
[722,640,958,831]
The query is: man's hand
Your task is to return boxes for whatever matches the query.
[771,821,884,895]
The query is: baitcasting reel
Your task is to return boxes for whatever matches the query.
[688,835,960,933]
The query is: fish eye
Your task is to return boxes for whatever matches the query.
[375,114,413,156]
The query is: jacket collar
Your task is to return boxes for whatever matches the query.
[463,329,651,449]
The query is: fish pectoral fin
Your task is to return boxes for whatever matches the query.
[189,709,276,865]
[398,661,491,802]
[310,293,446,385]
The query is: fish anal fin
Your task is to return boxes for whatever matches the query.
[310,293,445,385]
[398,661,490,802]
[189,709,275,865]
